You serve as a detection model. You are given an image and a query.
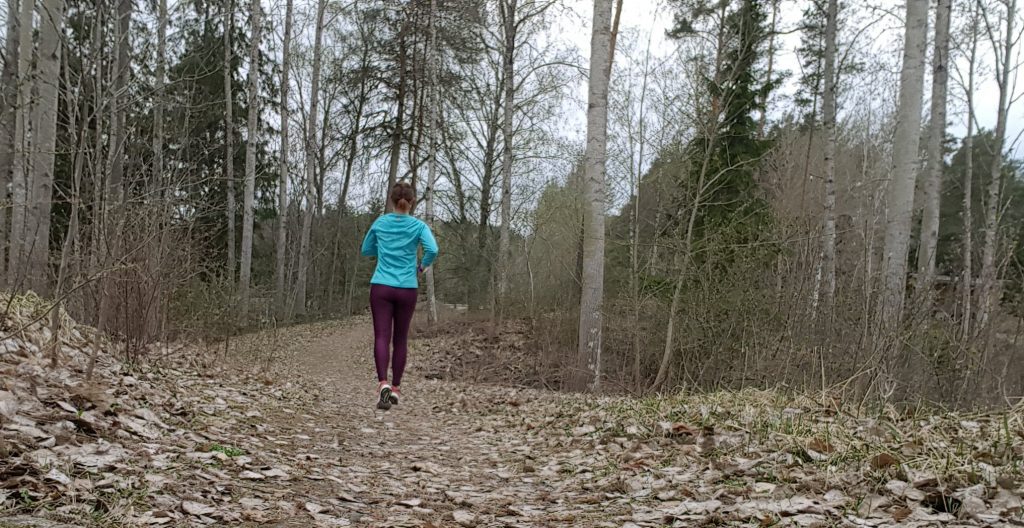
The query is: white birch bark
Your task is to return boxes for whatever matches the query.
[916,0,953,304]
[877,0,928,330]
[578,0,613,391]
[239,0,261,312]
[819,0,839,317]
[497,0,517,317]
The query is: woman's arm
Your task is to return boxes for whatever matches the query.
[360,225,378,257]
[420,223,439,269]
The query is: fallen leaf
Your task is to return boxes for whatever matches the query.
[181,501,215,517]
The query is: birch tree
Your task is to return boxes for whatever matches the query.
[276,0,294,314]
[819,0,839,318]
[239,0,261,312]
[579,0,613,391]
[876,0,928,333]
[496,0,518,316]
[916,0,953,304]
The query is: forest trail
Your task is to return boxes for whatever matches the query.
[253,317,644,527]
[2,313,1016,527]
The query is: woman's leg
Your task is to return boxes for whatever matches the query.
[390,288,418,387]
[369,285,395,383]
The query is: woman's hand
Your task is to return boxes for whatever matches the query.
[418,265,429,275]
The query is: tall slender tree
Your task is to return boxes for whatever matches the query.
[959,0,981,337]
[423,0,439,325]
[224,0,237,285]
[976,0,1018,332]
[239,0,261,312]
[819,0,839,317]
[275,0,294,314]
[497,0,518,316]
[877,0,928,334]
[295,0,327,315]
[916,0,953,305]
[0,0,19,281]
[579,0,614,391]
[8,0,34,287]
[26,0,66,294]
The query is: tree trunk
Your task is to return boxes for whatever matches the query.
[8,0,33,288]
[497,0,517,319]
[961,0,979,338]
[876,0,928,334]
[578,0,613,391]
[915,0,952,305]
[275,0,293,315]
[149,0,167,339]
[239,0,261,314]
[757,0,779,139]
[818,0,838,319]
[630,17,651,388]
[97,0,130,329]
[52,55,84,368]
[976,0,1016,332]
[386,34,408,211]
[423,0,439,325]
[224,0,236,285]
[0,0,19,283]
[25,0,66,295]
[294,0,326,316]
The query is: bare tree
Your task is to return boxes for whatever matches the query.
[386,31,409,211]
[423,0,439,325]
[818,0,839,318]
[239,0,262,312]
[916,0,953,304]
[954,0,982,337]
[496,0,518,316]
[8,0,34,287]
[26,0,66,295]
[275,0,294,314]
[295,0,327,316]
[0,0,19,282]
[877,0,928,335]
[579,0,614,391]
[976,0,1018,332]
[224,0,236,285]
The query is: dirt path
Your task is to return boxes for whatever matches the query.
[3,314,1009,527]
[260,317,637,527]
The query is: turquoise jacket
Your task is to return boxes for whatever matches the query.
[361,213,439,289]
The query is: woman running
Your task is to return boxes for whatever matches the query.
[360,182,439,410]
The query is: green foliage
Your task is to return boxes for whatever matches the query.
[936,131,1024,281]
[209,444,245,457]
[671,0,775,252]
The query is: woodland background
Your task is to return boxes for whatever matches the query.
[1,0,1023,407]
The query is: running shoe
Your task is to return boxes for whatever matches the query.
[377,382,393,410]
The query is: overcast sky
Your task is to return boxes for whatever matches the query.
[554,0,1023,155]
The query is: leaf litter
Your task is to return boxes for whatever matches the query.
[1,302,1023,527]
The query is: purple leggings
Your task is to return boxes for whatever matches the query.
[370,284,418,386]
